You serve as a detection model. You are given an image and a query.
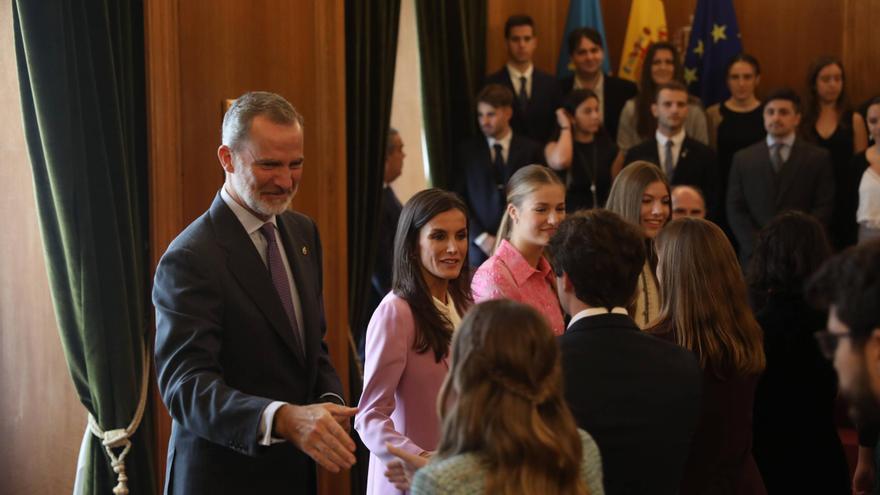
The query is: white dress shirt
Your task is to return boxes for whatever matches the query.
[766,133,796,164]
[487,128,513,163]
[506,63,534,99]
[568,306,629,329]
[656,128,687,171]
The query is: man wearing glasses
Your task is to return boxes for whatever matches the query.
[810,239,880,495]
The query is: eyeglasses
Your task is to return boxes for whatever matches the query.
[814,330,852,359]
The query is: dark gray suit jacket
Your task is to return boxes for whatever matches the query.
[727,138,834,264]
[153,192,343,494]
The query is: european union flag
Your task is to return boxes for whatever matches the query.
[556,0,611,77]
[683,0,743,106]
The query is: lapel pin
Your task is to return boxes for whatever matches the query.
[301,246,309,256]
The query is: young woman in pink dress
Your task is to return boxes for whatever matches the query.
[355,189,473,495]
[471,165,567,335]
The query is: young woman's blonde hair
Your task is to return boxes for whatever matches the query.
[653,218,766,375]
[435,300,588,495]
[494,164,565,251]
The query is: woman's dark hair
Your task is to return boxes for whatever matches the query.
[725,53,761,77]
[392,189,473,361]
[635,42,684,140]
[747,211,832,309]
[562,89,599,116]
[802,55,851,141]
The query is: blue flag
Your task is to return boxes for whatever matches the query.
[682,0,743,106]
[556,0,611,78]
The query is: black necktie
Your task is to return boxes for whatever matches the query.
[517,76,529,112]
[492,143,506,195]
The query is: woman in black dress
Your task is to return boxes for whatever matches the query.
[705,54,766,245]
[801,55,869,250]
[545,89,623,211]
[747,211,850,495]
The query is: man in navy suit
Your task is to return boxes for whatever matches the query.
[727,88,834,264]
[625,81,720,221]
[559,27,637,141]
[549,209,702,495]
[456,84,544,267]
[153,92,357,494]
[485,14,562,144]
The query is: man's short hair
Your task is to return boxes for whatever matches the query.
[504,14,535,38]
[547,209,646,308]
[672,184,705,202]
[655,80,689,101]
[222,91,304,150]
[477,84,514,109]
[567,27,603,56]
[764,87,802,113]
[808,240,880,346]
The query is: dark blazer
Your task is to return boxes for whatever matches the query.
[559,74,638,140]
[485,67,562,143]
[559,313,703,495]
[727,138,834,264]
[751,292,850,495]
[153,193,344,494]
[366,187,402,320]
[456,133,544,267]
[624,136,721,221]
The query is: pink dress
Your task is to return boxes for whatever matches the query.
[355,293,453,495]
[471,239,566,335]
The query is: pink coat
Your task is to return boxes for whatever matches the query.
[355,293,450,495]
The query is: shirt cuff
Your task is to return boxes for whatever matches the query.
[319,392,346,406]
[474,232,491,254]
[258,401,287,446]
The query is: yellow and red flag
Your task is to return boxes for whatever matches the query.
[618,0,668,82]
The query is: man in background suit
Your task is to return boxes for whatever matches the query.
[485,14,562,144]
[457,84,544,267]
[549,209,702,495]
[625,81,720,220]
[559,27,637,141]
[728,88,834,264]
[361,128,405,354]
[153,92,357,494]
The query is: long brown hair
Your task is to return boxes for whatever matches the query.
[635,42,684,140]
[495,164,565,250]
[605,161,671,238]
[436,300,588,495]
[653,218,766,376]
[392,189,473,361]
[802,55,851,141]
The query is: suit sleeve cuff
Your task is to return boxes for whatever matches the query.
[258,401,287,446]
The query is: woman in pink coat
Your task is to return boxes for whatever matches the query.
[355,188,472,495]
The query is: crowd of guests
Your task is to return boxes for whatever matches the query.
[357,13,880,495]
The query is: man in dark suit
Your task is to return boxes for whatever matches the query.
[625,81,720,221]
[484,14,562,144]
[559,27,637,141]
[457,83,544,267]
[548,209,702,495]
[361,128,404,354]
[728,88,834,264]
[153,92,357,494]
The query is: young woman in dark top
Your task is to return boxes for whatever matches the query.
[650,218,766,495]
[545,89,623,211]
[747,212,849,495]
[801,55,869,249]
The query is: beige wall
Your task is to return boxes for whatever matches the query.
[390,0,429,203]
[0,1,85,494]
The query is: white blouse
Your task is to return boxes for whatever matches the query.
[858,167,880,229]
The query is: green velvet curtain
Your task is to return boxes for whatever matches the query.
[13,1,155,493]
[345,0,401,492]
[415,0,487,189]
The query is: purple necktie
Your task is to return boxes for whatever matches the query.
[260,223,304,356]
